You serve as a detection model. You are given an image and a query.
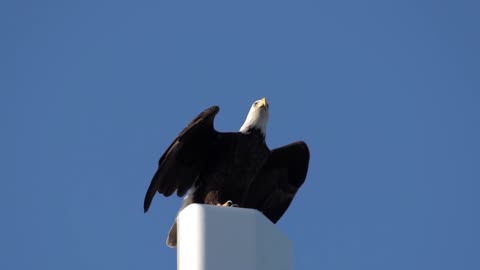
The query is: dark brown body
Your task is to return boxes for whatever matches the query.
[192,131,270,206]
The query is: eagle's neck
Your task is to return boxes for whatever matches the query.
[239,109,268,137]
[240,127,266,141]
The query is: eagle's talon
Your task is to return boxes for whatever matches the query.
[220,200,234,207]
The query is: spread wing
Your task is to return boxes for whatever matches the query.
[143,106,220,212]
[243,141,309,223]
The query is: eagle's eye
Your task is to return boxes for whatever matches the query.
[254,101,258,106]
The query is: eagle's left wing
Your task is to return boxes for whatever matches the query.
[243,141,310,223]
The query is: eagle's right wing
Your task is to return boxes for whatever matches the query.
[143,106,220,212]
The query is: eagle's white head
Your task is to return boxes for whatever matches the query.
[239,97,269,137]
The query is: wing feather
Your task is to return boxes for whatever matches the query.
[143,106,220,212]
[243,141,310,223]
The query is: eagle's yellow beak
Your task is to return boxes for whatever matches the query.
[258,97,268,108]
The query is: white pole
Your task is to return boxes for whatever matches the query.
[177,204,293,270]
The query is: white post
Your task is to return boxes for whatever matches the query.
[177,204,293,270]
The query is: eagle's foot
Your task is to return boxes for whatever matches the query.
[218,200,238,207]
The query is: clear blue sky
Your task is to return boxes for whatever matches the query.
[4,1,479,269]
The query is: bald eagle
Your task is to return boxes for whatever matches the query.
[144,98,309,247]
